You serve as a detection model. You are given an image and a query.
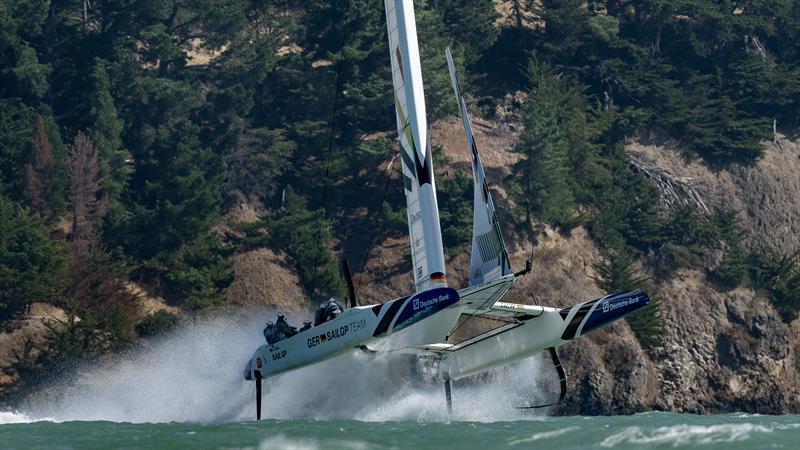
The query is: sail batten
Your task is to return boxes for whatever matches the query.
[385,0,447,292]
[445,47,512,286]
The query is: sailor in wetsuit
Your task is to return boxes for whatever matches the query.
[263,321,277,345]
[314,298,343,326]
[264,313,299,344]
[275,313,298,340]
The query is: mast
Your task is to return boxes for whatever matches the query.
[384,0,447,292]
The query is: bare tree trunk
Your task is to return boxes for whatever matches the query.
[67,132,106,258]
[651,24,662,58]
[629,156,709,214]
[773,119,778,144]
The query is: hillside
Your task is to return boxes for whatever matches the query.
[1,0,798,413]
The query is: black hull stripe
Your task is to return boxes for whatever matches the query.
[373,298,405,337]
[561,299,600,340]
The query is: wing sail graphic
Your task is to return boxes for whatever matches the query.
[446,47,512,286]
[385,0,447,292]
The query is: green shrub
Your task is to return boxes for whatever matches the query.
[136,310,181,338]
[0,196,65,325]
[259,186,345,298]
[711,208,748,289]
[162,234,234,310]
[749,248,800,322]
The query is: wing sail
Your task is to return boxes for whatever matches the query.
[446,47,511,286]
[385,0,447,291]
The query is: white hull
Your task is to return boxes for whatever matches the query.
[425,288,650,381]
[244,287,460,380]
[441,307,565,380]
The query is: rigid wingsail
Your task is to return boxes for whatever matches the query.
[242,0,650,419]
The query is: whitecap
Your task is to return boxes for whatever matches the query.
[600,423,773,447]
[508,426,578,445]
[249,434,369,450]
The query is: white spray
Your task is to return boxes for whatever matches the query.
[5,311,553,424]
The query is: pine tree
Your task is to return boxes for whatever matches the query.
[262,186,345,298]
[221,127,295,205]
[511,59,575,227]
[433,0,499,68]
[0,99,37,200]
[119,115,224,261]
[22,163,43,210]
[88,59,129,205]
[0,195,65,324]
[163,234,234,310]
[750,247,800,322]
[712,208,747,289]
[539,0,595,68]
[23,116,53,212]
[302,0,391,140]
[414,0,457,121]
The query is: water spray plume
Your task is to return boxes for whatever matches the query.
[5,311,550,424]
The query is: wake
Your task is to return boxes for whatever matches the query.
[2,311,549,424]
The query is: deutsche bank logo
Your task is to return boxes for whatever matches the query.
[412,294,449,311]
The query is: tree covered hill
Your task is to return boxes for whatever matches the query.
[1,1,798,402]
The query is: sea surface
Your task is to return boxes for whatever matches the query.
[2,315,797,449]
[1,412,798,449]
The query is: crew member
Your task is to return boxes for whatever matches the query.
[275,313,298,340]
[314,298,343,326]
[263,321,277,345]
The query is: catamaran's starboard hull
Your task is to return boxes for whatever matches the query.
[432,290,650,380]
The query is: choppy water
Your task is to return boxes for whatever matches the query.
[2,412,798,449]
[2,314,797,449]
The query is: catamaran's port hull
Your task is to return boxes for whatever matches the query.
[243,287,462,380]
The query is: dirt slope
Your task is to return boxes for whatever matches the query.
[227,248,309,312]
[628,134,800,253]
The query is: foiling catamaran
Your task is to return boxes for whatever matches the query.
[243,0,650,419]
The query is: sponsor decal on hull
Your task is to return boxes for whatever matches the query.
[271,349,287,361]
[560,290,650,340]
[393,287,459,332]
[307,324,350,348]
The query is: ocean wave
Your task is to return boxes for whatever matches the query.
[507,426,578,445]
[600,423,774,447]
[251,435,369,450]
